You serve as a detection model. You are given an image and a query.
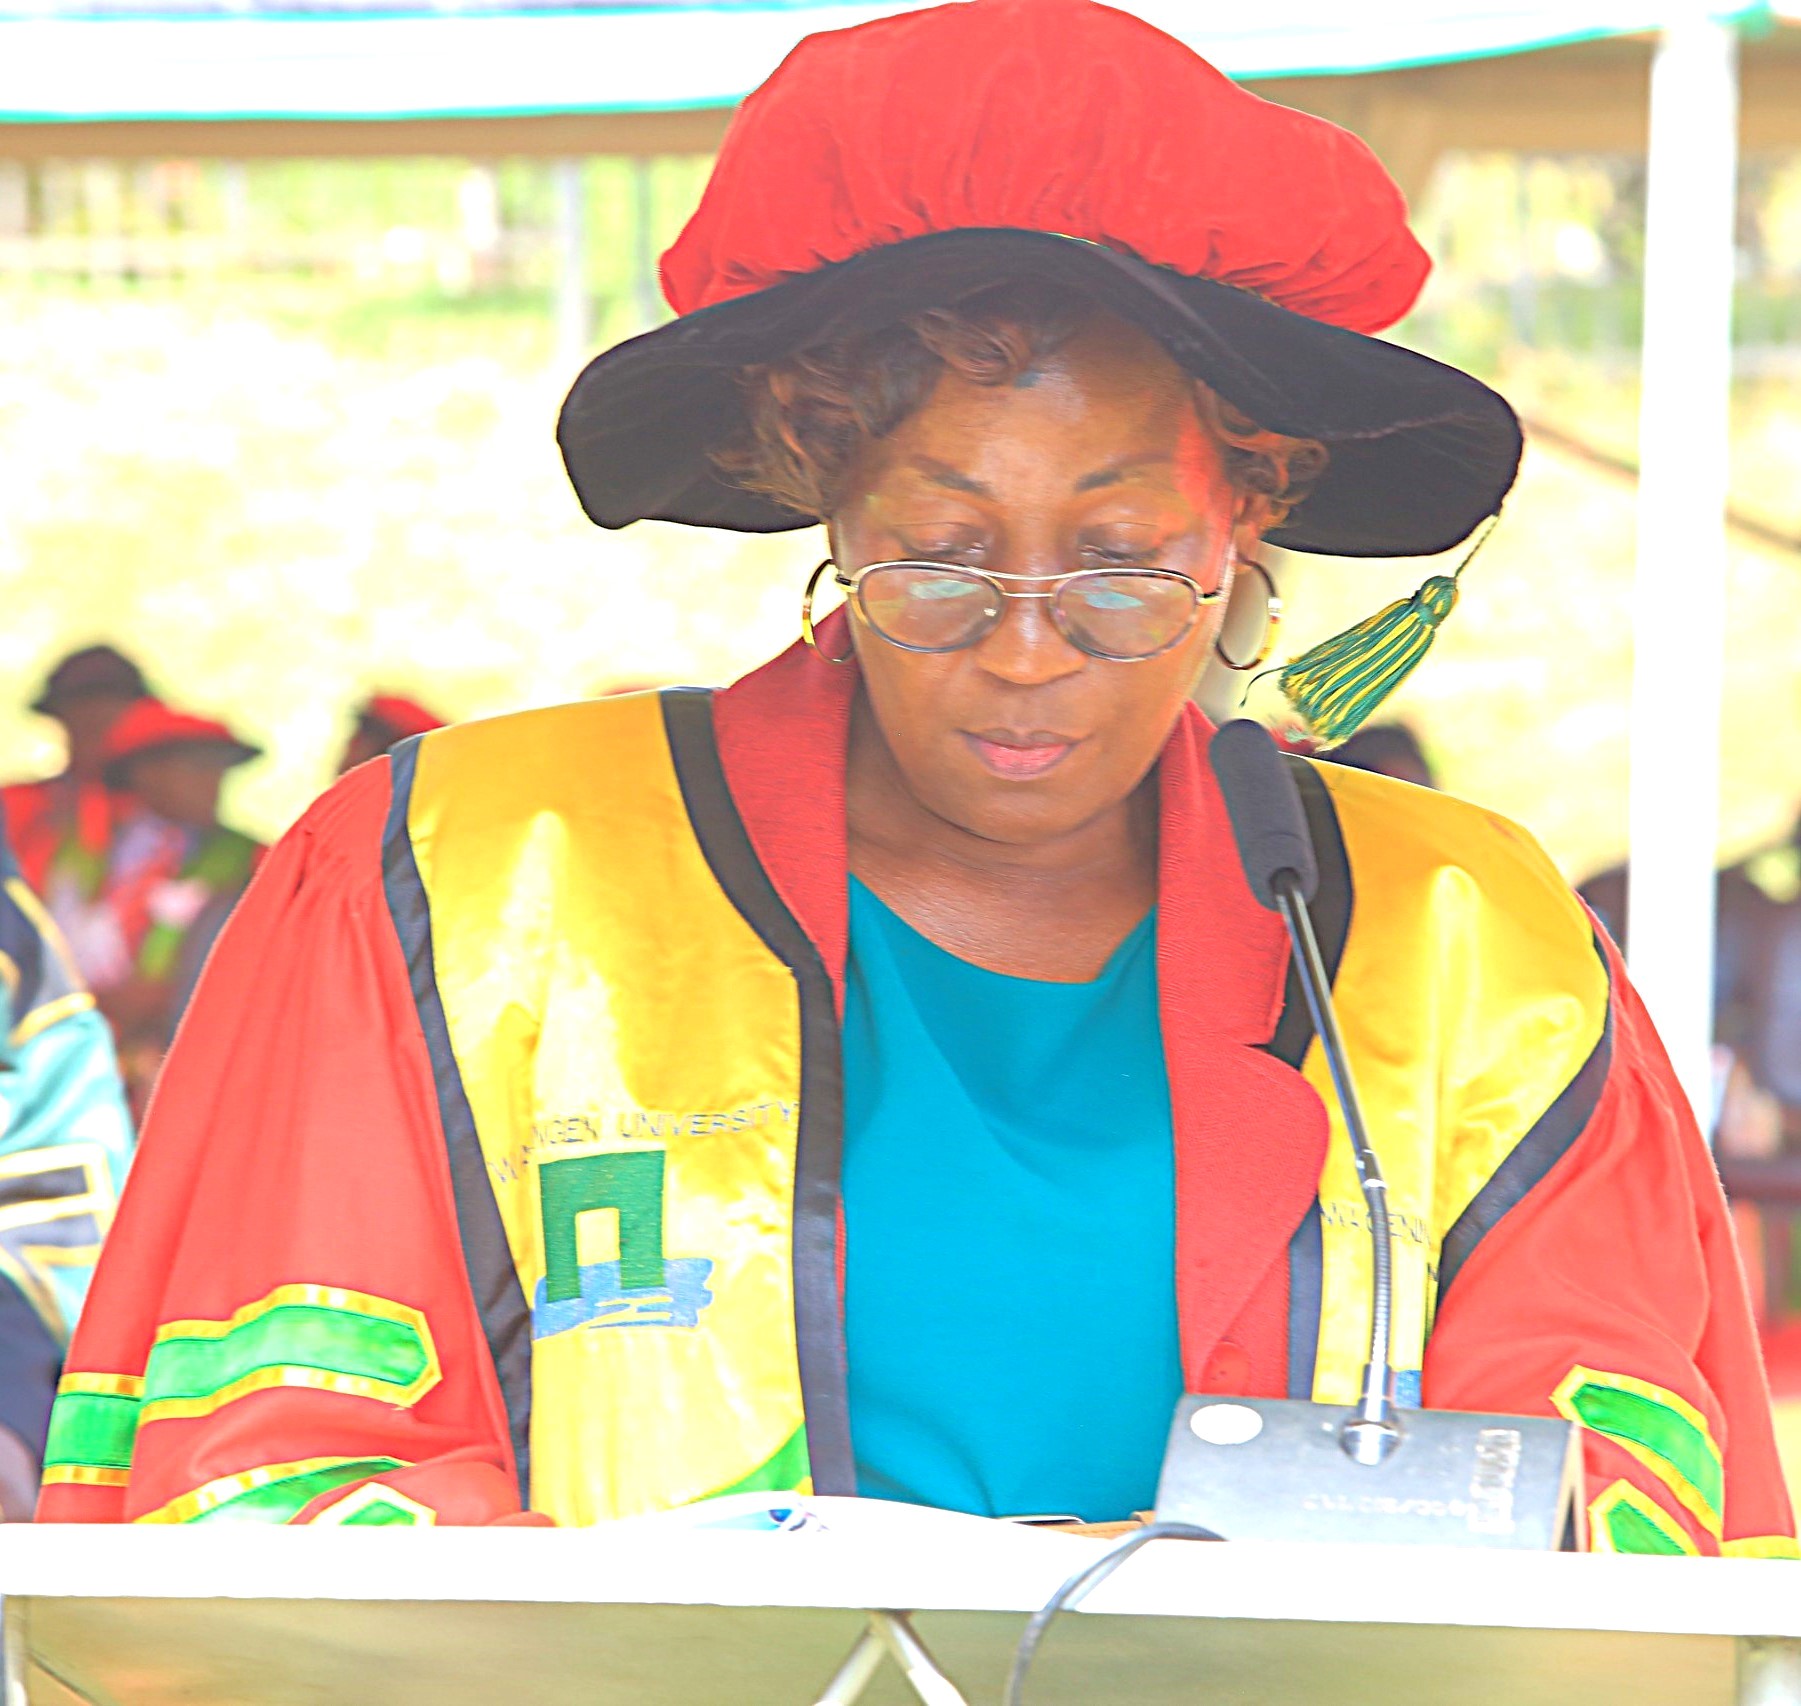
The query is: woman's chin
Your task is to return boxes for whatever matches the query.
[916,769,1113,850]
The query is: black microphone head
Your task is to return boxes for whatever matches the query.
[1208,719,1318,910]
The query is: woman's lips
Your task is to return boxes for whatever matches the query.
[962,730,1079,779]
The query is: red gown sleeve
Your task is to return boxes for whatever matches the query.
[38,761,524,1526]
[1423,932,1796,1556]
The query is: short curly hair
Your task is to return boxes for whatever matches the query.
[715,279,1329,526]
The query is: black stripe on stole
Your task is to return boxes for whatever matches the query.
[659,688,855,1497]
[0,875,47,1007]
[1435,937,1614,1305]
[381,735,534,1504]
[1266,758,1354,1400]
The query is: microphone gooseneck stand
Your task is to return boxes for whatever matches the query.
[1207,716,1401,1466]
[1269,866,1401,1465]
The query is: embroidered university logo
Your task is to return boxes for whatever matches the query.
[531,1149,714,1338]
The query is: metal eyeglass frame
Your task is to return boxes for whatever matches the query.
[828,560,1227,664]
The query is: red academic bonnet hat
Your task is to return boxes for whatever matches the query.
[357,694,445,743]
[100,699,263,789]
[558,0,1521,560]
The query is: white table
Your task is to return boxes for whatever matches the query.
[3,1502,1798,1705]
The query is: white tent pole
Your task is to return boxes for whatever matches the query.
[1625,5,1739,1131]
[552,156,589,376]
[631,157,661,331]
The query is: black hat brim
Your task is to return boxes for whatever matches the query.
[32,679,145,716]
[557,229,1521,561]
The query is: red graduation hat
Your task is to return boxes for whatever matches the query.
[559,0,1520,560]
[100,699,262,788]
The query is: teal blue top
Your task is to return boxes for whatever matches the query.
[841,875,1181,1523]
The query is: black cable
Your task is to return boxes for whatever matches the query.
[1003,1520,1224,1706]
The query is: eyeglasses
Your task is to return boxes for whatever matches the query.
[834,561,1224,663]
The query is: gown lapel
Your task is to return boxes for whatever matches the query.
[715,636,1330,1393]
[1155,703,1330,1390]
[713,614,855,1004]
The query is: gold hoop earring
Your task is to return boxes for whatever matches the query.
[1214,558,1283,672]
[800,560,855,665]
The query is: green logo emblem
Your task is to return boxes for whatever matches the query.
[532,1150,713,1337]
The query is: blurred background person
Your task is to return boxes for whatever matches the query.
[1725,804,1801,1131]
[1318,721,1438,789]
[1581,821,1801,1328]
[337,693,445,775]
[2,644,147,906]
[0,803,134,1519]
[75,701,266,1113]
[1579,858,1779,1111]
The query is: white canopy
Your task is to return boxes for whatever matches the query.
[0,0,1764,121]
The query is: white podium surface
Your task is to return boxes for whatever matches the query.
[4,1501,1799,1705]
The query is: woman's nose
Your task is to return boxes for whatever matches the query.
[972,587,1087,685]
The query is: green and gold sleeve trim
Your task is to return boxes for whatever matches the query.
[141,1283,441,1424]
[42,1286,439,1494]
[1552,1366,1724,1539]
[135,1455,409,1524]
[1588,1480,1700,1555]
[40,1371,144,1488]
[311,1482,438,1526]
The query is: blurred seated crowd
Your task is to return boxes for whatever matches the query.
[2,651,1797,1517]
[0,643,444,1516]
[4,647,443,1114]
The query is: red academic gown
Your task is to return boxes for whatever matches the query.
[39,634,1797,1551]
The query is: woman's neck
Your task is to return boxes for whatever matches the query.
[845,699,1158,981]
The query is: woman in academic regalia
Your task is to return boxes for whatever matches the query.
[42,0,1794,1555]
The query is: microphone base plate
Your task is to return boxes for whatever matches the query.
[1155,1395,1584,1551]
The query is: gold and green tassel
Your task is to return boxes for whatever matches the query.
[1270,514,1499,743]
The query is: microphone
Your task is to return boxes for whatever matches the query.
[1209,719,1399,1467]
[1147,720,1584,1550]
